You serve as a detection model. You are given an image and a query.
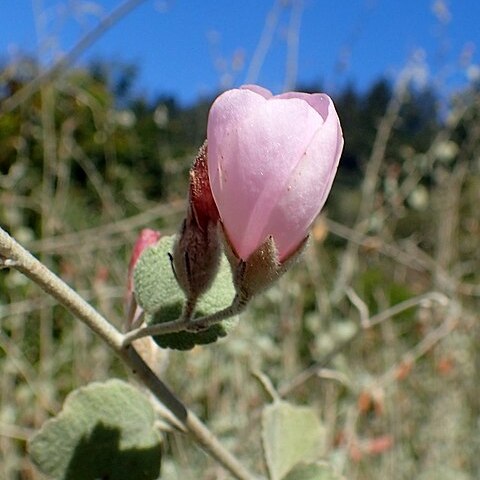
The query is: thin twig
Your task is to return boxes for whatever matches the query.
[279,291,450,396]
[25,200,184,254]
[283,0,304,92]
[252,370,280,402]
[346,287,369,327]
[0,423,34,441]
[0,0,148,115]
[378,312,459,386]
[0,226,257,480]
[0,286,123,319]
[331,69,412,303]
[0,331,58,415]
[368,292,448,327]
[245,0,284,84]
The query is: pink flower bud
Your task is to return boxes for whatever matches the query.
[188,141,220,229]
[171,142,222,302]
[207,85,344,262]
[125,228,167,373]
[126,228,161,326]
[127,229,162,293]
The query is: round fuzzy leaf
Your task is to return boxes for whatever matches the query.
[283,463,342,480]
[29,380,161,480]
[133,235,183,315]
[134,235,237,350]
[262,400,326,480]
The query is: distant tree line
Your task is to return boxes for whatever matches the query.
[0,58,476,215]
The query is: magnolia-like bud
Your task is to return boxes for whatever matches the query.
[171,141,221,301]
[207,84,344,297]
[126,228,162,327]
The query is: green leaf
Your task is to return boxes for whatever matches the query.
[134,235,237,350]
[283,463,342,480]
[133,235,182,315]
[262,400,325,480]
[29,380,161,480]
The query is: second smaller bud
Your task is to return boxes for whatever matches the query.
[172,141,221,305]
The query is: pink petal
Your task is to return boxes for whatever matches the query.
[240,84,273,99]
[276,92,331,120]
[263,100,343,259]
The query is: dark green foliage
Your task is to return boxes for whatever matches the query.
[334,78,441,177]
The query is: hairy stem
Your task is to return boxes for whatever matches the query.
[123,294,248,345]
[0,226,257,480]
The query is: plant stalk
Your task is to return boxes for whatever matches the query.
[0,226,257,480]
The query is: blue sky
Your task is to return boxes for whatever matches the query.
[1,0,480,104]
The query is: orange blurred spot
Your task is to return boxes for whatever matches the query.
[361,236,382,253]
[311,217,328,243]
[357,388,385,416]
[349,434,394,462]
[364,435,394,455]
[349,443,363,462]
[436,356,455,376]
[357,391,372,414]
[95,265,109,283]
[394,359,413,381]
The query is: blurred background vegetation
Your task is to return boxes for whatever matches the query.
[1,2,480,479]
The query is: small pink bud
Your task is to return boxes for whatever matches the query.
[127,228,162,293]
[125,228,167,374]
[126,228,161,326]
[207,85,344,263]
